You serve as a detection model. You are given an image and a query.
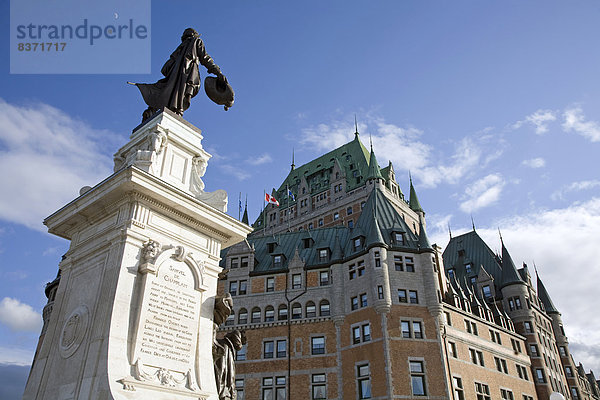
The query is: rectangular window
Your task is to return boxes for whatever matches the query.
[349,264,356,280]
[229,281,238,296]
[482,285,492,298]
[360,293,368,307]
[409,290,418,304]
[292,274,302,289]
[523,396,534,400]
[263,341,274,359]
[312,374,326,400]
[236,344,246,361]
[252,309,261,323]
[405,256,415,272]
[311,336,325,355]
[236,379,245,400]
[362,324,371,341]
[524,321,533,333]
[453,376,464,400]
[357,364,371,399]
[333,212,339,220]
[239,280,247,295]
[444,311,452,326]
[354,237,362,251]
[559,346,567,357]
[413,321,423,339]
[448,341,457,358]
[276,340,286,358]
[474,382,491,400]
[353,326,361,344]
[241,256,249,268]
[500,389,514,400]
[375,258,381,268]
[565,366,573,377]
[319,271,330,286]
[394,232,404,244]
[536,369,546,383]
[398,289,407,303]
[377,285,384,299]
[266,277,275,292]
[273,256,282,269]
[571,387,580,400]
[494,357,508,373]
[357,261,365,276]
[319,249,328,262]
[511,339,522,353]
[231,258,239,269]
[394,255,403,271]
[401,321,411,338]
[410,361,426,396]
[351,296,358,310]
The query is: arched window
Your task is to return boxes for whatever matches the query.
[238,308,248,324]
[265,305,275,322]
[251,307,261,323]
[292,302,302,319]
[278,304,288,321]
[306,301,316,318]
[319,300,330,316]
[225,310,235,326]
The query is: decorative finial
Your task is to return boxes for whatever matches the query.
[369,133,373,150]
[498,228,503,244]
[533,260,539,278]
[291,148,295,170]
[354,114,359,138]
[471,215,476,231]
[409,170,413,184]
[448,222,452,239]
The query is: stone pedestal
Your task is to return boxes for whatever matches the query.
[23,110,252,400]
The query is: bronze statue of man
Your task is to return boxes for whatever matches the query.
[130,28,233,121]
[213,330,245,400]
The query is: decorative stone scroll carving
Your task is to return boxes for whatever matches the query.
[190,156,228,212]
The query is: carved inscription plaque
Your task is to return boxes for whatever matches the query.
[135,260,200,373]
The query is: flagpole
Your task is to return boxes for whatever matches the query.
[263,190,266,234]
[238,192,241,220]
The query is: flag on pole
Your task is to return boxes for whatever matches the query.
[287,188,295,201]
[265,193,279,206]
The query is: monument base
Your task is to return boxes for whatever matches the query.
[23,111,251,400]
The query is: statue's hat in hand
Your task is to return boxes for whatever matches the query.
[129,28,234,122]
[204,76,234,111]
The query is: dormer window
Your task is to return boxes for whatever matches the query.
[482,285,492,298]
[241,256,249,268]
[465,263,472,274]
[318,249,329,263]
[267,242,276,253]
[273,255,283,269]
[353,237,362,251]
[458,249,465,257]
[393,232,404,245]
[448,269,455,280]
[303,238,313,249]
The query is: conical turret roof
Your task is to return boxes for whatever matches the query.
[537,274,559,314]
[409,175,423,212]
[499,241,525,289]
[366,146,383,181]
[417,216,432,251]
[242,204,249,225]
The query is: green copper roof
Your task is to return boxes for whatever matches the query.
[499,242,525,288]
[409,176,423,212]
[241,205,249,225]
[417,217,432,251]
[537,275,559,314]
[366,147,383,181]
[443,230,502,283]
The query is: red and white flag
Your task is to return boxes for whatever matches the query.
[265,193,279,206]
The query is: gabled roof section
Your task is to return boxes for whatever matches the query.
[351,188,419,252]
[443,230,502,283]
[499,242,525,289]
[537,275,559,314]
[409,175,423,212]
[277,133,370,199]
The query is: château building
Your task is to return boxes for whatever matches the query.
[217,129,600,400]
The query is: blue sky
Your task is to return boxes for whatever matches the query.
[2,1,600,395]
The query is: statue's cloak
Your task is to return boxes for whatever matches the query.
[136,36,206,114]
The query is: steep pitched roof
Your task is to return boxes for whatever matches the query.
[241,204,249,225]
[351,188,420,252]
[417,216,432,251]
[499,242,525,289]
[537,275,559,314]
[443,230,502,283]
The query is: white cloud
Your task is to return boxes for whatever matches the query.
[0,347,34,366]
[0,297,42,332]
[563,106,600,142]
[551,180,600,201]
[219,165,251,181]
[521,157,546,168]
[459,174,505,212]
[512,109,557,134]
[246,153,273,166]
[298,115,502,189]
[0,99,117,231]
